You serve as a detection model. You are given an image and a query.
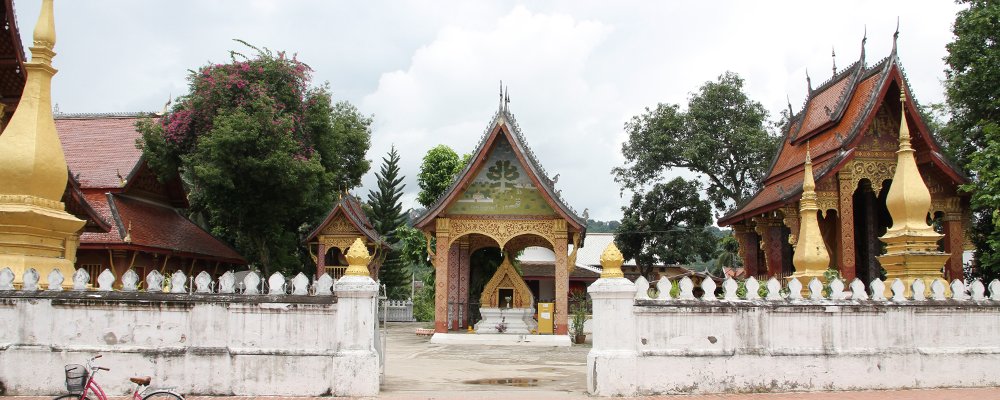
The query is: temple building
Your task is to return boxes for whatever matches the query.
[305,193,387,280]
[414,97,587,335]
[718,35,970,285]
[57,113,246,285]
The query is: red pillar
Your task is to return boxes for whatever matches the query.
[733,223,761,278]
[434,221,451,333]
[838,173,857,281]
[943,212,965,281]
[754,217,786,277]
[316,243,326,279]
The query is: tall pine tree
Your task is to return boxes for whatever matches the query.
[367,147,410,298]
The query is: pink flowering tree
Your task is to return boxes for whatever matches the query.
[138,42,371,275]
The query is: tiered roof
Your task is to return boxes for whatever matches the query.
[719,40,967,226]
[56,113,245,264]
[304,193,386,246]
[414,107,586,234]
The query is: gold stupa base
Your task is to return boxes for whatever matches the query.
[0,200,85,288]
[878,251,950,298]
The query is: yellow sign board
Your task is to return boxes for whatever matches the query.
[537,302,554,334]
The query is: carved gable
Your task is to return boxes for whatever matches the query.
[447,136,555,216]
[321,215,358,236]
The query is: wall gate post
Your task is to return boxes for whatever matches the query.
[331,238,380,396]
[587,242,638,396]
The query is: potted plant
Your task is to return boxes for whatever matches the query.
[571,305,587,344]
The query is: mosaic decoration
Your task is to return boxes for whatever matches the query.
[447,138,555,216]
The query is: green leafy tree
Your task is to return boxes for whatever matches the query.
[366,146,410,298]
[942,0,1000,280]
[417,145,465,207]
[136,43,371,276]
[713,233,741,277]
[613,71,779,213]
[396,224,434,320]
[614,177,717,280]
[586,219,621,233]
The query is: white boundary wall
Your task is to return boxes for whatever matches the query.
[588,275,1000,396]
[0,269,380,397]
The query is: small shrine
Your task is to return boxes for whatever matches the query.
[305,193,387,280]
[474,257,537,334]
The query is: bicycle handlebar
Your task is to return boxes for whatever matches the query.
[96,367,110,371]
[94,354,102,359]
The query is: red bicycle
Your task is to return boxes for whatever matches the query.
[53,355,183,400]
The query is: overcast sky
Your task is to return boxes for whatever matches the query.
[18,1,964,221]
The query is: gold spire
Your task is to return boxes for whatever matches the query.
[344,237,372,277]
[790,144,830,284]
[599,242,624,279]
[882,91,935,237]
[0,0,85,288]
[878,90,949,296]
[0,0,65,200]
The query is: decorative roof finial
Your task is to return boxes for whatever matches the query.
[805,68,812,91]
[499,80,504,110]
[786,95,794,117]
[831,46,837,76]
[892,17,900,54]
[504,86,510,112]
[860,26,868,65]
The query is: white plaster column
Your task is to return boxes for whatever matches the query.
[332,274,380,396]
[587,276,638,396]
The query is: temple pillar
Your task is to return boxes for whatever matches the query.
[554,221,569,335]
[316,243,326,279]
[458,239,470,329]
[447,242,461,330]
[733,222,761,277]
[433,218,450,333]
[837,169,857,281]
[754,216,785,277]
[943,211,965,281]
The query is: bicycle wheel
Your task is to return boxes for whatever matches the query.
[142,390,184,400]
[52,394,93,400]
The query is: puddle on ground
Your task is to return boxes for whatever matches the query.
[464,378,539,387]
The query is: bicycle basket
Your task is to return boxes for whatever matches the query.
[65,364,88,392]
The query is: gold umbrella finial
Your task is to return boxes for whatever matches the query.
[344,237,372,277]
[600,242,625,279]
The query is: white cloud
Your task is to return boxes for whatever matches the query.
[362,6,618,218]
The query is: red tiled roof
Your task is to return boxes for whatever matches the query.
[719,54,889,226]
[80,192,124,243]
[793,75,854,139]
[56,114,154,189]
[767,69,882,182]
[93,194,244,262]
[720,49,967,227]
